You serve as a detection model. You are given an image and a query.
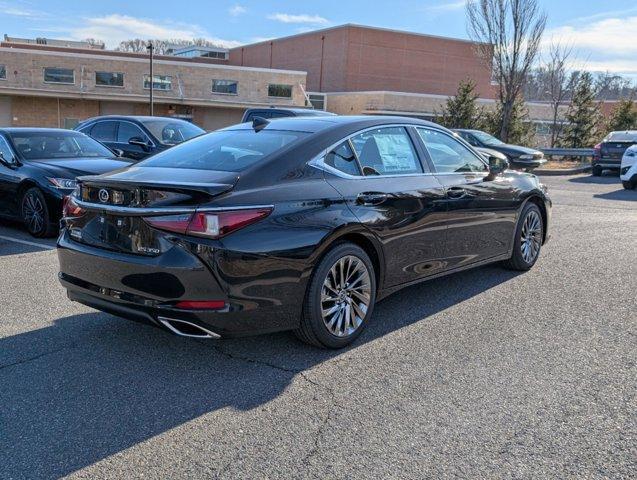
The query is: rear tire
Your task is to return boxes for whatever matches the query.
[503,203,544,271]
[592,165,603,176]
[295,243,376,349]
[21,187,56,238]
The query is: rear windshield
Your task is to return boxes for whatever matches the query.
[142,119,205,146]
[603,131,637,142]
[138,129,308,171]
[8,131,114,160]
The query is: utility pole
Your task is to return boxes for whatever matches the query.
[147,41,154,115]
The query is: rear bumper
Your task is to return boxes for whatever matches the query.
[593,158,621,169]
[57,230,304,338]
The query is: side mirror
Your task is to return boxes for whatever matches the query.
[488,155,509,175]
[128,137,151,151]
[0,151,17,167]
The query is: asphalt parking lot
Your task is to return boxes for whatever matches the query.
[1,174,635,479]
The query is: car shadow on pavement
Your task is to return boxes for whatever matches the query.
[0,265,519,479]
[568,174,619,185]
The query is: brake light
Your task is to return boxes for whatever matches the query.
[593,143,601,160]
[144,208,272,239]
[62,195,86,218]
[174,300,226,310]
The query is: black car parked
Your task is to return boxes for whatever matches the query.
[453,129,546,170]
[241,107,336,123]
[58,116,551,348]
[592,130,637,176]
[0,128,131,237]
[76,116,205,161]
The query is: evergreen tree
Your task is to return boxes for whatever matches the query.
[561,72,602,148]
[607,96,637,131]
[480,95,535,146]
[437,79,481,129]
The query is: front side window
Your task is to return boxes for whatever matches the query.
[8,132,113,160]
[44,67,74,84]
[0,65,6,80]
[212,79,238,94]
[268,84,293,98]
[142,119,204,146]
[418,128,488,173]
[90,121,118,142]
[0,136,15,162]
[143,75,172,90]
[325,141,360,176]
[117,122,149,143]
[139,129,308,172]
[96,71,124,87]
[350,127,423,176]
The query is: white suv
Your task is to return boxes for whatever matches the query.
[621,145,637,189]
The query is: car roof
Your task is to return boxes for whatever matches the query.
[78,115,194,124]
[226,115,444,134]
[245,107,336,116]
[0,127,85,134]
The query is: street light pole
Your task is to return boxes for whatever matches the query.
[147,41,154,116]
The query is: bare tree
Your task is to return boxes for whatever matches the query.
[116,38,227,55]
[544,42,573,147]
[467,0,547,142]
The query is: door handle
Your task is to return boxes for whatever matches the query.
[447,187,473,199]
[356,192,388,206]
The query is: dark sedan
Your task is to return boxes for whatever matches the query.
[75,116,205,161]
[453,129,546,170]
[57,116,551,348]
[0,128,131,237]
[592,130,637,176]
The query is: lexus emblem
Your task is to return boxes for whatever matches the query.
[98,189,109,203]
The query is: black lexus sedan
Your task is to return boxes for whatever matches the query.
[75,116,205,161]
[0,128,132,237]
[453,129,546,171]
[57,116,551,348]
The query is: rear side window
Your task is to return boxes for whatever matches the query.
[325,141,360,176]
[90,121,117,142]
[350,127,422,176]
[139,129,308,171]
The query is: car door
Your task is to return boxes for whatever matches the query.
[0,134,21,217]
[321,125,448,287]
[115,121,154,160]
[415,127,518,269]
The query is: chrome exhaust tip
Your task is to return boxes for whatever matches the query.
[158,317,221,339]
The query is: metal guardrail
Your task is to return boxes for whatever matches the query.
[540,148,595,158]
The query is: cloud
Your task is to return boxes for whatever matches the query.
[0,1,48,19]
[424,0,466,13]
[228,5,246,16]
[67,14,241,49]
[544,16,637,77]
[267,13,329,25]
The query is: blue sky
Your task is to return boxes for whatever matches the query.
[1,0,636,77]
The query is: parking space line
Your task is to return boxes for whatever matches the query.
[0,235,55,250]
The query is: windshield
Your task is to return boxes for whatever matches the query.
[138,129,308,171]
[472,131,505,146]
[603,131,637,142]
[8,131,114,160]
[142,119,205,146]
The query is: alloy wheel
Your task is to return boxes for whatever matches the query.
[23,192,45,234]
[520,210,542,263]
[320,255,371,337]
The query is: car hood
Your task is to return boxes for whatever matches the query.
[28,157,133,177]
[487,144,542,157]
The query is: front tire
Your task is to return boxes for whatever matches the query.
[503,203,544,271]
[295,243,376,348]
[622,180,635,190]
[592,165,603,176]
[21,187,56,238]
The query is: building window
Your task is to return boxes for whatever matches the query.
[64,118,79,129]
[95,71,124,87]
[143,75,172,90]
[44,67,74,84]
[0,65,6,80]
[212,79,238,95]
[268,84,293,98]
[308,93,326,110]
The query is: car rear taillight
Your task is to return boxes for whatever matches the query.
[593,143,601,160]
[144,208,272,239]
[62,195,86,218]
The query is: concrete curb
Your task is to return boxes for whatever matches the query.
[534,165,592,176]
